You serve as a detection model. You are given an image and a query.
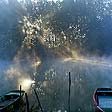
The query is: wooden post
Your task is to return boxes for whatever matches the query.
[25,93,29,112]
[68,72,71,112]
[20,85,21,97]
[34,89,43,112]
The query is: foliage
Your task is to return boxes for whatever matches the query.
[0,1,23,60]
[0,0,112,60]
[19,0,112,56]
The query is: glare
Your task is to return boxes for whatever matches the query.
[21,79,35,91]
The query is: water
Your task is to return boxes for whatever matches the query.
[31,58,112,112]
[1,58,112,112]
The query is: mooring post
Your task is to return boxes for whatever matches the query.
[20,85,22,97]
[34,89,44,112]
[25,93,29,112]
[68,72,71,112]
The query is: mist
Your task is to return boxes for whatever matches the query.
[0,0,112,111]
[29,57,112,111]
[1,55,112,111]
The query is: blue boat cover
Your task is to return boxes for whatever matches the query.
[98,96,112,108]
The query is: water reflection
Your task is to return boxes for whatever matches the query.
[1,59,112,112]
[32,59,112,112]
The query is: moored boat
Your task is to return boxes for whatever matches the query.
[93,88,112,112]
[0,90,25,112]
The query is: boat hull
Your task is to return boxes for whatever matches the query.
[0,90,25,112]
[93,88,112,112]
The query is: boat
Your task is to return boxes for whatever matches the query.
[0,90,25,112]
[93,88,112,112]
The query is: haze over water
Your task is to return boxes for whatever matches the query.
[35,58,112,112]
[1,57,112,111]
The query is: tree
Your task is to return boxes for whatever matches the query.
[0,0,23,60]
